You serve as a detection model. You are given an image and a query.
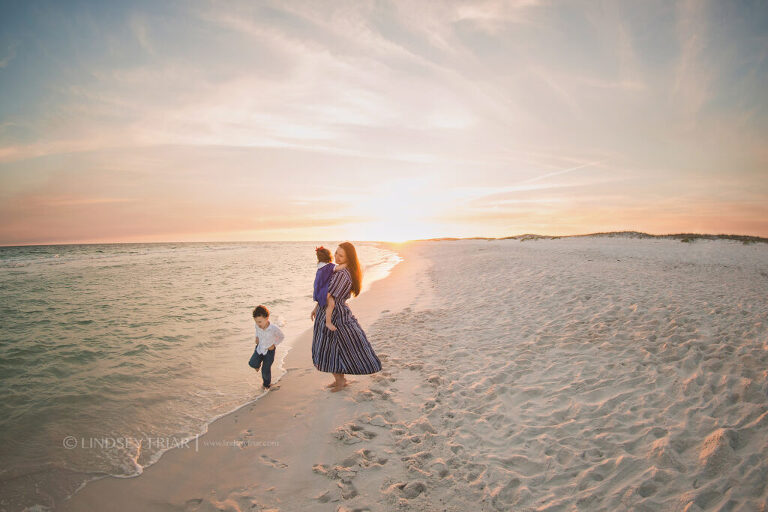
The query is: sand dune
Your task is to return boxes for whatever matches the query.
[60,238,768,512]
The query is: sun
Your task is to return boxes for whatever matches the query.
[344,178,448,242]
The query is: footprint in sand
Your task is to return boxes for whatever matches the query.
[333,422,378,445]
[353,390,376,402]
[370,373,395,385]
[313,490,332,503]
[184,497,203,511]
[353,448,389,468]
[383,480,427,499]
[259,454,288,468]
[368,387,392,400]
[314,448,388,506]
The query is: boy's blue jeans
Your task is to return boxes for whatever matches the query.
[248,347,276,387]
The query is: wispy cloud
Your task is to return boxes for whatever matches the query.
[0,41,19,69]
[44,197,137,206]
[0,0,766,242]
[518,160,604,185]
[128,14,154,55]
[673,0,713,124]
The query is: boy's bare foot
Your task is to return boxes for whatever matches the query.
[326,381,338,388]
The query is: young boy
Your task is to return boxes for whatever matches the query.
[311,246,335,321]
[249,305,285,390]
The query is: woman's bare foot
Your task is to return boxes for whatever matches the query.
[326,378,345,388]
[329,378,357,392]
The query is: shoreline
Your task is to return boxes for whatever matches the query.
[59,242,433,511]
[1,242,401,512]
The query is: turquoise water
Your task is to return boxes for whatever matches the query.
[0,242,400,509]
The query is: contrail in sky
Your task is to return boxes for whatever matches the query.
[518,160,604,185]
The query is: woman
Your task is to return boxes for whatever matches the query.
[311,242,382,391]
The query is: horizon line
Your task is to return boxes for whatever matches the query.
[2,230,768,248]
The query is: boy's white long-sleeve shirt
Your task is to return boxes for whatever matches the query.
[254,322,285,355]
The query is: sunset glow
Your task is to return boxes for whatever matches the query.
[1,1,767,244]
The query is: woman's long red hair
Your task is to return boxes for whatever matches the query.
[339,242,362,297]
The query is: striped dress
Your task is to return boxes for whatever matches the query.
[312,267,382,374]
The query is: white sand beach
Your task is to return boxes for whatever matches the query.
[60,237,768,512]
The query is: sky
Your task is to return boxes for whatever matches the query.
[0,0,767,244]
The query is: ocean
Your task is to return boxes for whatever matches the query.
[0,241,401,510]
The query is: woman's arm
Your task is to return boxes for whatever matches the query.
[325,294,337,331]
[311,303,318,321]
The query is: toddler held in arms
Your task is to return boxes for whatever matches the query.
[311,246,335,321]
[248,305,284,390]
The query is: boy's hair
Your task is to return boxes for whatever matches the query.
[252,305,269,318]
[315,246,332,263]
